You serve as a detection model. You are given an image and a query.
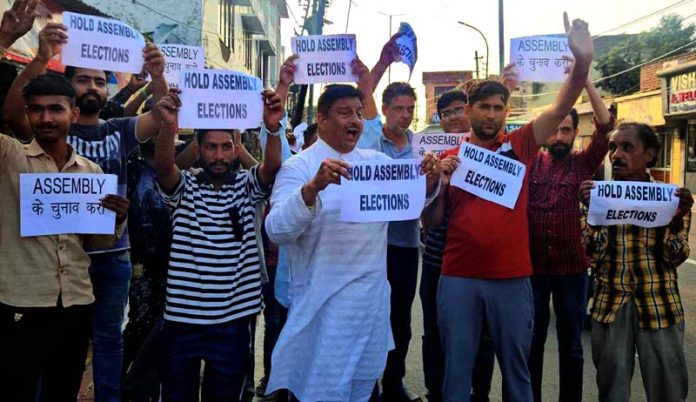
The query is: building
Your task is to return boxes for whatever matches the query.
[421,70,474,128]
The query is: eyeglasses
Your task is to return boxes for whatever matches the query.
[441,106,465,120]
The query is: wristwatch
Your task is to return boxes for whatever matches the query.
[263,121,282,137]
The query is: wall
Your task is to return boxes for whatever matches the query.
[81,0,203,45]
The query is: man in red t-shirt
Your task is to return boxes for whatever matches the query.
[422,14,595,402]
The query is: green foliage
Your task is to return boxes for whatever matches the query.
[595,14,696,94]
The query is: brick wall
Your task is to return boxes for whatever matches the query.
[641,51,696,91]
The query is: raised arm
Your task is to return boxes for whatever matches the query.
[585,76,611,126]
[257,89,284,188]
[354,58,377,120]
[154,89,182,193]
[532,13,593,146]
[134,44,168,141]
[370,33,401,93]
[3,21,64,140]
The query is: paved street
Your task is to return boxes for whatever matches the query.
[78,256,696,401]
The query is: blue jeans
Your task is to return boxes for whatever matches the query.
[438,276,534,402]
[89,251,132,402]
[158,318,252,402]
[529,273,588,402]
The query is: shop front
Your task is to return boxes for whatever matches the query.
[659,62,696,190]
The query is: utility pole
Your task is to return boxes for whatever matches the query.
[498,0,505,74]
[378,11,404,84]
[474,50,482,80]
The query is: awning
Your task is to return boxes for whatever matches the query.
[615,90,665,126]
[241,14,265,35]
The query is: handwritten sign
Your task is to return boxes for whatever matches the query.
[178,68,263,129]
[412,133,466,157]
[341,159,425,222]
[395,22,418,78]
[62,12,145,73]
[587,181,679,228]
[159,44,205,88]
[510,35,571,83]
[20,173,118,237]
[291,34,357,84]
[450,142,526,209]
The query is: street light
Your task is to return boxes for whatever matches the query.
[458,21,489,79]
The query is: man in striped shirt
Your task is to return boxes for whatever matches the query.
[580,123,693,402]
[153,88,283,401]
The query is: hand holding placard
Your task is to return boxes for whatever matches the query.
[36,22,68,63]
[302,158,352,207]
[156,88,182,128]
[262,89,284,133]
[100,194,130,223]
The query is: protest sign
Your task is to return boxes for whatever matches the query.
[587,181,679,228]
[178,68,263,129]
[395,22,418,79]
[450,142,526,209]
[20,173,118,237]
[62,12,145,73]
[341,159,425,222]
[159,44,205,88]
[412,133,466,157]
[510,34,571,83]
[291,34,358,84]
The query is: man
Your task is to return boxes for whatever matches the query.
[527,72,613,402]
[153,86,282,401]
[3,21,167,402]
[358,38,422,400]
[422,14,594,402]
[579,123,692,402]
[264,79,441,401]
[420,89,494,402]
[0,73,129,402]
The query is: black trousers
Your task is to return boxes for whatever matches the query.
[382,244,420,391]
[0,301,91,402]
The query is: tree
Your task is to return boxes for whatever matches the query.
[595,14,696,94]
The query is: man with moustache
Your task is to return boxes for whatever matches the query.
[264,72,441,399]
[3,21,167,402]
[0,73,129,402]
[423,14,594,402]
[579,123,692,402]
[527,73,613,402]
[153,87,282,401]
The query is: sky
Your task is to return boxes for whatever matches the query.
[280,0,696,128]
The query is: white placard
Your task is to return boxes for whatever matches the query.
[178,68,263,129]
[340,159,425,222]
[395,22,417,78]
[510,35,571,83]
[20,173,118,237]
[587,181,680,228]
[291,34,358,84]
[62,12,145,73]
[159,44,205,88]
[412,133,467,157]
[450,142,526,209]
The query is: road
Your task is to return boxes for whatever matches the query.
[253,259,696,401]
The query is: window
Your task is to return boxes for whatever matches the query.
[219,0,235,49]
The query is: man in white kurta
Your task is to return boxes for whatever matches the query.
[265,83,440,402]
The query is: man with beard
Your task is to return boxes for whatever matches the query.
[423,14,594,402]
[153,87,282,401]
[526,70,613,402]
[579,123,692,402]
[3,21,168,402]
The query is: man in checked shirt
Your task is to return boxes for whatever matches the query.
[527,70,613,402]
[579,123,693,402]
